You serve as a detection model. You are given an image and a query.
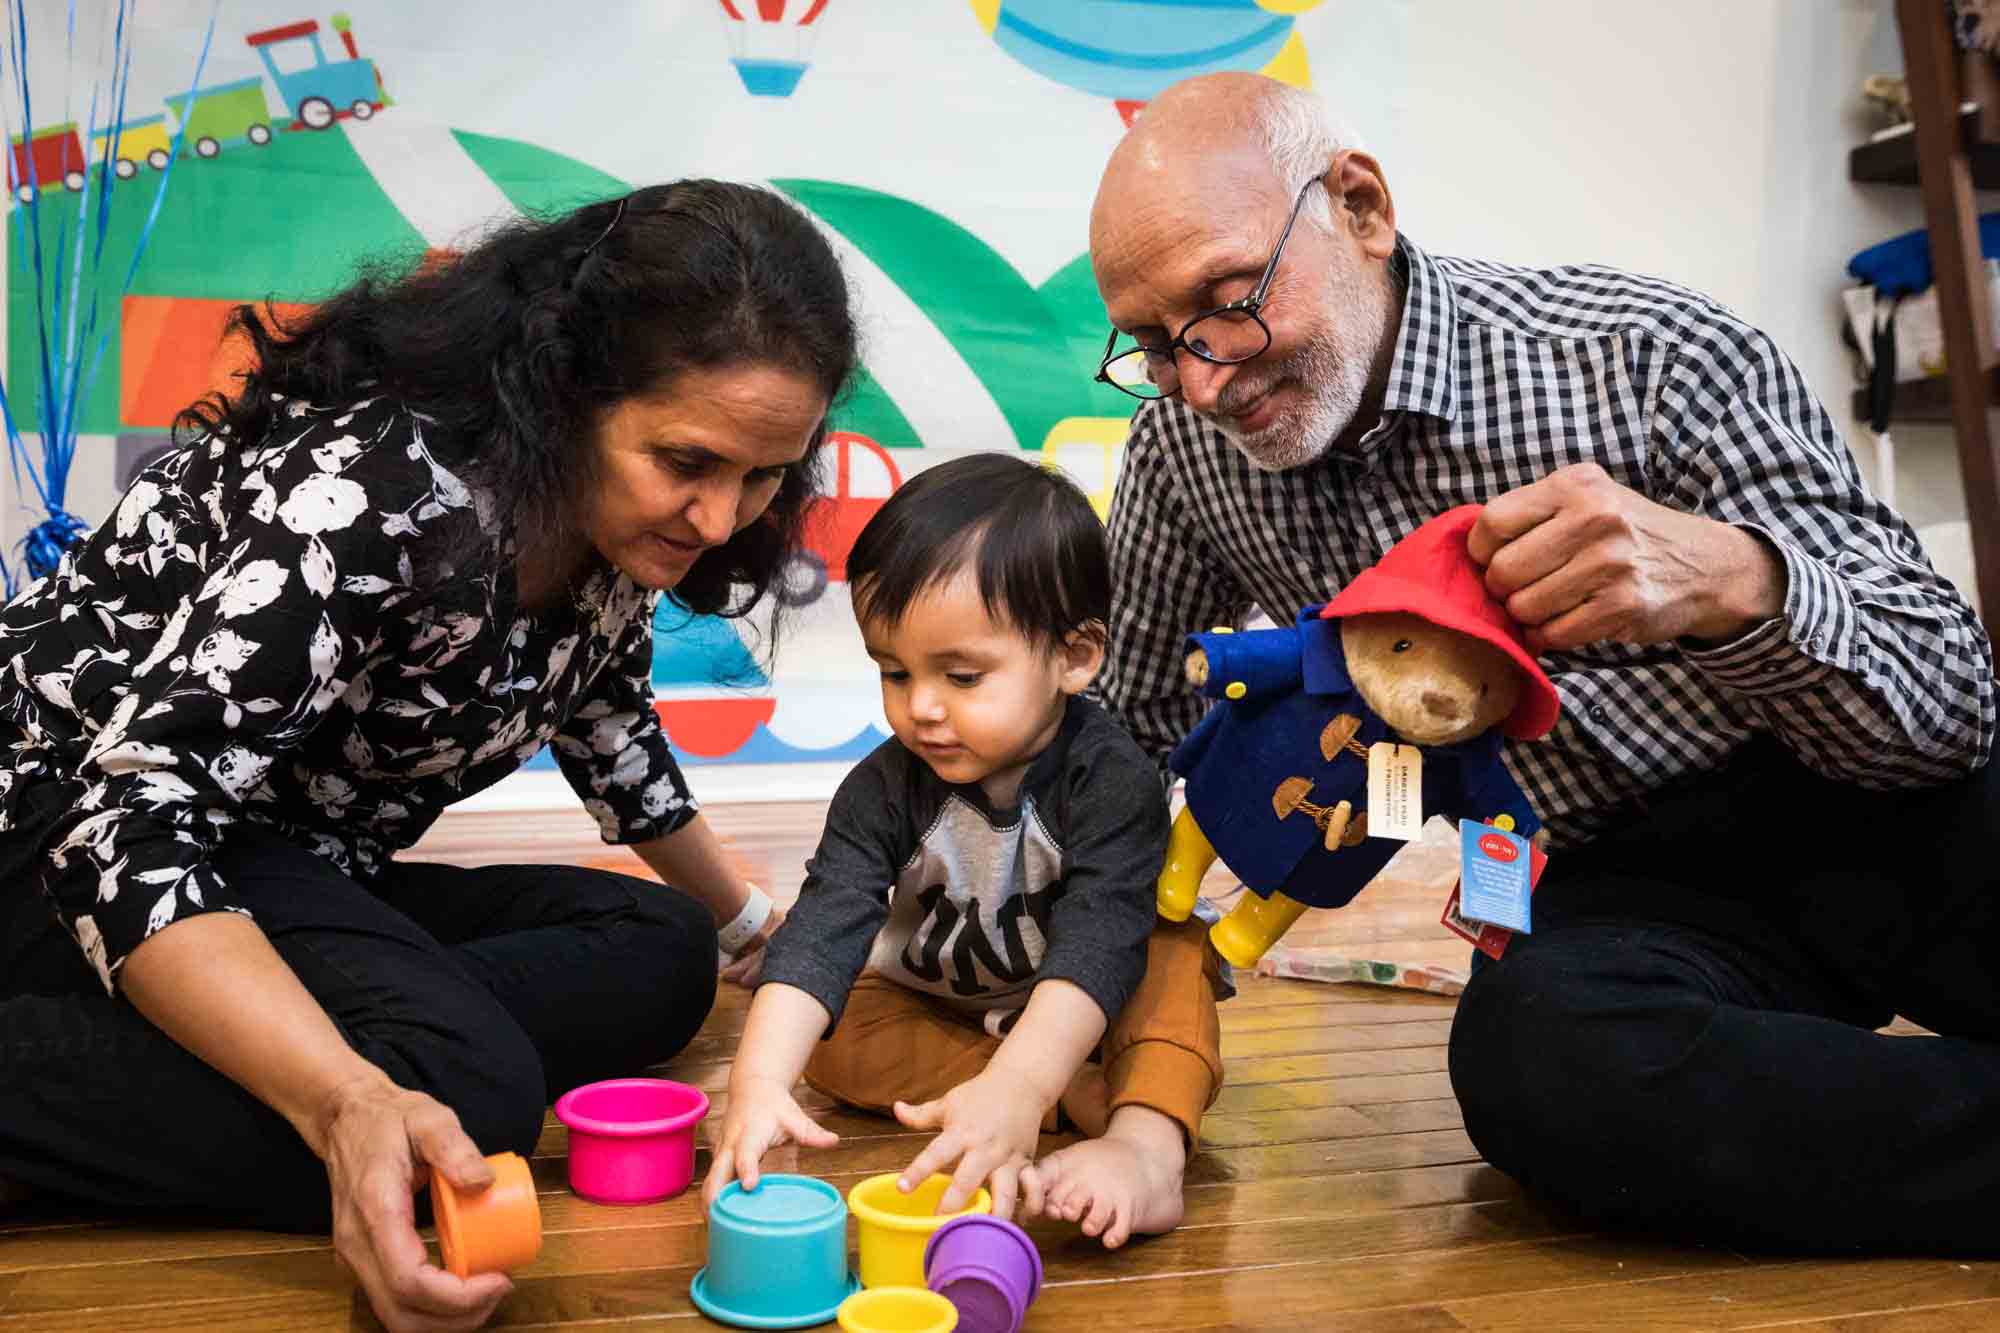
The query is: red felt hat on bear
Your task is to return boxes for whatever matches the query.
[1318,504,1561,740]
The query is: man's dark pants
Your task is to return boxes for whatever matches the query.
[1451,729,2000,1254]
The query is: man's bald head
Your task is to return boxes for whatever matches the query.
[1093,74,1345,257]
[1087,74,1402,472]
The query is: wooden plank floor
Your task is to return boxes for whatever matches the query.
[3,800,1992,1331]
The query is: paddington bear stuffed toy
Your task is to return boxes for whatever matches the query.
[1158,505,1562,968]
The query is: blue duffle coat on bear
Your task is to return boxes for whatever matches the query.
[1170,606,1542,911]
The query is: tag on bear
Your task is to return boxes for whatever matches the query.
[1458,822,1533,932]
[1365,742,1423,840]
[1441,827,1547,959]
[1440,883,1513,959]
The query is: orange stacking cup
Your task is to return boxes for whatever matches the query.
[431,1151,543,1279]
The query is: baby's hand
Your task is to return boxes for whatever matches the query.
[702,1075,839,1211]
[894,1070,1044,1221]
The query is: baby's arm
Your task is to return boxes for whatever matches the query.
[705,747,911,1207]
[703,983,841,1209]
[894,978,1106,1219]
[899,716,1170,1219]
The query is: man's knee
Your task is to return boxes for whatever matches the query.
[1450,955,1559,1160]
[1448,938,1718,1172]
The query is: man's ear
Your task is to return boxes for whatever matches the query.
[1325,149,1397,260]
[1058,622,1107,695]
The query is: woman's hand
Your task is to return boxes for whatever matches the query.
[317,1074,514,1333]
[720,903,786,987]
[629,819,785,987]
[117,915,522,1330]
[703,1073,839,1209]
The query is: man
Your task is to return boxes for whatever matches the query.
[1090,71,1999,1252]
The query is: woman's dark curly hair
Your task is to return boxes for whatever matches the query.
[176,179,858,619]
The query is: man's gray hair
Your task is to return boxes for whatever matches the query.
[1250,83,1358,228]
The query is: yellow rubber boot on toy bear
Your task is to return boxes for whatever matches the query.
[1156,807,1219,922]
[1210,889,1312,969]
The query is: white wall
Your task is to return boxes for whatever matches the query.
[1379,1,1968,578]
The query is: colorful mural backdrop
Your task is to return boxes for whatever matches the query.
[6,1,1408,779]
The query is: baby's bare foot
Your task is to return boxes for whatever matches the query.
[1027,1106,1184,1248]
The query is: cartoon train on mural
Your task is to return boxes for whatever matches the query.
[6,12,388,205]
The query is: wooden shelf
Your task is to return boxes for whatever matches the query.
[1849,109,2000,186]
[1850,6,2000,623]
[1850,367,2000,424]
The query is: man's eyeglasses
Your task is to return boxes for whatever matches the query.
[1095,180,1320,401]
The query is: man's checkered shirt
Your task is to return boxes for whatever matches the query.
[1097,237,1996,847]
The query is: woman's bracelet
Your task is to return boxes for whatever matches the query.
[717,883,774,955]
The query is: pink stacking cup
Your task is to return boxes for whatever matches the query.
[554,1077,709,1205]
[923,1215,1042,1333]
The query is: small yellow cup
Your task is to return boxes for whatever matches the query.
[837,1286,959,1332]
[846,1173,992,1290]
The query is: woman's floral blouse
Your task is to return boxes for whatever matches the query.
[0,397,699,993]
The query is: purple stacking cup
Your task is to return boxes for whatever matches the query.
[922,1214,1043,1333]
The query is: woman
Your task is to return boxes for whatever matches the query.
[0,180,856,1330]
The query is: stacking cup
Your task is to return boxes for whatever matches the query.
[691,1174,859,1328]
[847,1173,992,1290]
[837,1286,960,1332]
[923,1215,1043,1333]
[553,1077,708,1204]
[430,1151,542,1279]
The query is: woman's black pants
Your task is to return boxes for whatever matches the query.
[0,824,717,1229]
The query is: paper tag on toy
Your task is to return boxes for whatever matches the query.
[1441,830,1547,960]
[1440,882,1512,959]
[1365,742,1424,840]
[1458,822,1533,933]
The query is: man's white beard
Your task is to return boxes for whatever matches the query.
[1208,264,1391,473]
[1211,330,1355,471]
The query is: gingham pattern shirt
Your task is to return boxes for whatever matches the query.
[1099,236,1996,848]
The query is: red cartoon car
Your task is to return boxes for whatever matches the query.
[780,430,904,607]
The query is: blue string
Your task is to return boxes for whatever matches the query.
[21,507,85,580]
[0,0,218,598]
[86,2,215,422]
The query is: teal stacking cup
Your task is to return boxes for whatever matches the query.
[692,1174,859,1328]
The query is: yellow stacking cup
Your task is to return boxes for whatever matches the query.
[846,1173,992,1289]
[837,1286,959,1333]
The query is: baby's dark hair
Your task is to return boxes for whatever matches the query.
[846,452,1108,650]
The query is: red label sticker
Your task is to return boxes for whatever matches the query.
[1477,833,1518,863]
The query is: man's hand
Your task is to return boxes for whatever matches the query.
[894,1069,1046,1221]
[1468,464,1785,652]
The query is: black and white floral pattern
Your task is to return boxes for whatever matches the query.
[0,397,697,993]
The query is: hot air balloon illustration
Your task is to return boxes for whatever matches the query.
[971,0,1323,127]
[718,0,830,98]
